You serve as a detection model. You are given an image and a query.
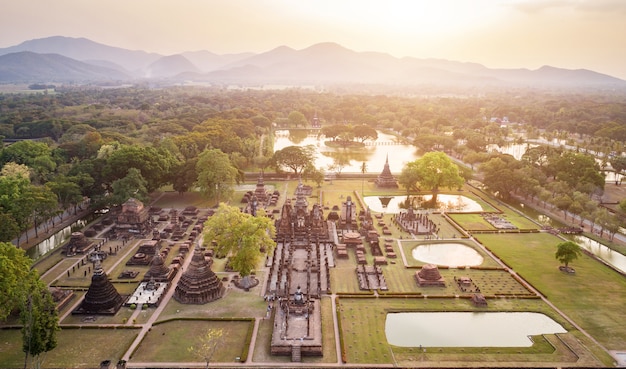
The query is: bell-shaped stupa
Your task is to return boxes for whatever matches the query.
[174,250,224,304]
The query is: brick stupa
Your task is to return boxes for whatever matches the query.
[174,250,224,304]
[73,259,124,315]
[415,263,446,287]
[143,251,175,282]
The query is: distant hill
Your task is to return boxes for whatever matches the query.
[145,54,200,78]
[0,36,158,73]
[208,42,624,88]
[181,50,254,72]
[0,51,129,83]
[0,36,624,89]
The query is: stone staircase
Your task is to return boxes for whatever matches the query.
[291,345,301,362]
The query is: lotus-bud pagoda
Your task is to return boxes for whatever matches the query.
[375,154,398,188]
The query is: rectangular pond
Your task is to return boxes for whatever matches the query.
[385,312,566,347]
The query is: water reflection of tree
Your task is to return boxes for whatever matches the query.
[398,195,448,210]
[322,149,374,173]
[287,129,310,145]
[399,195,425,210]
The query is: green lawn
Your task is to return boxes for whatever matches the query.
[131,319,251,363]
[448,213,496,231]
[337,296,592,365]
[0,327,138,369]
[475,232,626,353]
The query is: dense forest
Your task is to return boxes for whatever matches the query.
[1,86,625,244]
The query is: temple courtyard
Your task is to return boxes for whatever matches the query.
[1,178,625,368]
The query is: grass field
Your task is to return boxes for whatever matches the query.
[475,232,626,355]
[0,327,139,369]
[336,296,592,365]
[130,319,251,363]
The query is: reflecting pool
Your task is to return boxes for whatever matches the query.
[363,195,483,214]
[385,312,567,347]
[273,130,418,173]
[412,243,484,267]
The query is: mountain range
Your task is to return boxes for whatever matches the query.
[0,36,623,89]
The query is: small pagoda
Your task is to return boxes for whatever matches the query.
[415,264,446,287]
[174,250,224,304]
[253,173,270,204]
[73,259,125,315]
[375,154,398,188]
[143,251,176,283]
[64,232,95,256]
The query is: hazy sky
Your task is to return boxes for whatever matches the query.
[2,0,626,78]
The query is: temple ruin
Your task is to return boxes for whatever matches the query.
[267,181,334,361]
[115,197,151,236]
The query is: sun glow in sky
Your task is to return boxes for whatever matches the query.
[2,0,626,78]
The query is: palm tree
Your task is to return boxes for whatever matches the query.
[361,162,367,196]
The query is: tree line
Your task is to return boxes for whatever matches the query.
[1,87,625,244]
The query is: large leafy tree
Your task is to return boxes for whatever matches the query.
[287,111,308,127]
[412,152,464,204]
[610,156,626,184]
[553,152,604,195]
[0,213,20,242]
[0,173,36,245]
[321,124,348,141]
[352,124,378,143]
[0,242,32,321]
[172,158,198,195]
[0,141,51,168]
[195,149,239,204]
[398,161,421,195]
[26,185,58,237]
[46,174,92,215]
[271,145,315,175]
[110,168,149,205]
[202,204,275,279]
[104,145,177,192]
[0,162,31,179]
[479,155,523,199]
[20,278,59,369]
[555,241,582,268]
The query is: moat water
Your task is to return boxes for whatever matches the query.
[27,219,87,260]
[273,130,418,173]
